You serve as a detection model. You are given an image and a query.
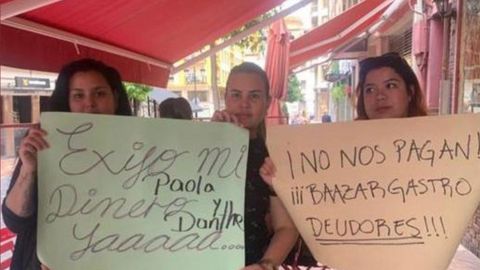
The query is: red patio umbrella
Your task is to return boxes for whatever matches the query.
[265,19,290,125]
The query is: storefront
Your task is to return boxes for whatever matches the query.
[0,67,55,157]
[459,0,480,113]
[458,0,480,257]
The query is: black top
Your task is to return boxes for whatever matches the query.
[244,137,274,265]
[2,161,41,270]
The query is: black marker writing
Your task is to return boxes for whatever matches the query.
[70,223,223,260]
[305,176,471,205]
[287,149,331,180]
[45,184,196,223]
[56,122,189,189]
[197,145,247,179]
[340,145,386,168]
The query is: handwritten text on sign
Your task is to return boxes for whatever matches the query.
[38,112,248,270]
[267,114,480,270]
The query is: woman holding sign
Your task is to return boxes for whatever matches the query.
[212,62,298,270]
[2,58,132,270]
[261,52,428,183]
[259,52,428,269]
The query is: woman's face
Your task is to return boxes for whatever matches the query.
[362,67,411,119]
[68,71,117,114]
[225,72,270,137]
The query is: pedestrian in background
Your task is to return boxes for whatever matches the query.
[159,97,193,120]
[259,52,428,269]
[321,112,332,123]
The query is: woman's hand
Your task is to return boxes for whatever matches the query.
[260,157,276,186]
[211,110,242,127]
[5,126,49,217]
[18,127,49,173]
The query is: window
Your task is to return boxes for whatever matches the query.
[13,96,32,123]
[188,90,208,102]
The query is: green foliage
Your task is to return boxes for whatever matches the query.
[286,74,303,102]
[282,103,289,116]
[330,60,340,73]
[123,82,152,102]
[236,31,266,54]
[226,12,275,54]
[331,83,345,103]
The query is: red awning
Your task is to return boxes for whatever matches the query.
[0,0,284,87]
[289,0,392,69]
[376,0,412,33]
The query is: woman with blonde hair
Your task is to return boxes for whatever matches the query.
[212,62,298,270]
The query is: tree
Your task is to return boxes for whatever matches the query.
[225,12,276,54]
[331,83,345,103]
[286,74,303,102]
[124,82,151,101]
[331,83,346,121]
[123,82,152,115]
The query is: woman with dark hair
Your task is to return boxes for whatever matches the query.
[47,58,132,115]
[2,58,132,270]
[159,97,193,119]
[261,52,428,181]
[355,52,427,119]
[260,52,428,269]
[212,62,298,270]
[263,52,428,181]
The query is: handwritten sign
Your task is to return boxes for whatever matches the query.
[37,112,248,270]
[267,114,480,270]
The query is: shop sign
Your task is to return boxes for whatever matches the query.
[15,77,51,88]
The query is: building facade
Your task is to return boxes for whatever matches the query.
[1,66,56,157]
[167,47,244,118]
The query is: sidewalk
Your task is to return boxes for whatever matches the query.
[294,244,480,270]
[448,245,480,270]
[0,158,16,178]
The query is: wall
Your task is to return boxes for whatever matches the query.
[462,205,480,257]
[459,0,480,258]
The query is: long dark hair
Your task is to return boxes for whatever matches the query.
[48,58,132,115]
[226,62,271,140]
[356,52,427,119]
[7,58,133,204]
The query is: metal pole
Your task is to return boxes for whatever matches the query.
[439,0,452,115]
[210,47,220,110]
[193,65,198,118]
[442,15,450,80]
